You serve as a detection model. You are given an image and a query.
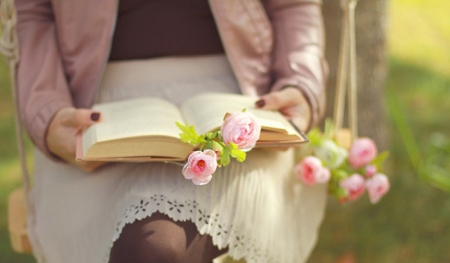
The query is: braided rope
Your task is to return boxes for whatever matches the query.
[0,0,19,63]
[334,0,359,140]
[0,0,31,205]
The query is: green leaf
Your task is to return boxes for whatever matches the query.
[229,143,246,162]
[372,151,390,170]
[334,187,348,200]
[204,140,215,151]
[176,122,206,146]
[307,128,323,146]
[219,147,231,167]
[328,181,347,201]
[331,169,349,180]
[212,141,224,152]
[205,130,220,141]
[323,118,335,139]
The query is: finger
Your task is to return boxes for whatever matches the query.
[279,97,311,132]
[74,109,102,129]
[74,160,106,172]
[64,108,101,129]
[255,88,303,111]
[47,107,101,160]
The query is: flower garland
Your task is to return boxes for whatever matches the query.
[294,120,390,204]
[176,109,261,185]
[177,113,390,204]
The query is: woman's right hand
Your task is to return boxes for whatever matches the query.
[46,107,105,171]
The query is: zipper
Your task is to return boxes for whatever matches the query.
[92,0,119,105]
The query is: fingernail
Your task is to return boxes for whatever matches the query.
[255,99,266,108]
[90,112,101,121]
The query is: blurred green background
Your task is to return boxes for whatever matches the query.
[309,0,450,262]
[1,0,449,262]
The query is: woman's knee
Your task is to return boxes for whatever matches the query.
[109,212,225,263]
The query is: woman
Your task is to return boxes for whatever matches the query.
[15,0,328,262]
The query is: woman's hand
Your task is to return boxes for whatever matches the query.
[46,107,105,171]
[255,87,311,132]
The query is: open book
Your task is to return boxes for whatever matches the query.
[76,93,309,162]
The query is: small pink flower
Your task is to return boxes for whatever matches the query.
[182,150,218,185]
[365,165,377,178]
[348,137,378,169]
[295,156,330,186]
[365,173,390,204]
[340,174,366,201]
[221,111,261,152]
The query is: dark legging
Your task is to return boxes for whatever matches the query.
[109,212,227,263]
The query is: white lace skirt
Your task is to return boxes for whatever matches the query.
[28,55,327,263]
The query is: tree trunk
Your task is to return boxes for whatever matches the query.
[322,0,389,150]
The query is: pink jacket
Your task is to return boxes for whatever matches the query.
[15,0,328,158]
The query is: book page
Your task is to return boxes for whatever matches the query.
[82,97,185,156]
[180,93,296,135]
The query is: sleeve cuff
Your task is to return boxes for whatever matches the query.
[271,77,324,131]
[26,99,72,162]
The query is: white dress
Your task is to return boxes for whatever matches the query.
[28,55,327,263]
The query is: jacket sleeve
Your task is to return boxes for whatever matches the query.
[15,0,74,159]
[265,0,329,130]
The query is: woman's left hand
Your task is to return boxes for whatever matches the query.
[255,87,311,131]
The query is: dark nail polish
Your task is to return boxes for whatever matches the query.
[90,112,100,121]
[255,99,266,108]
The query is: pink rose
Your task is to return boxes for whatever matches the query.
[365,173,390,204]
[365,165,377,178]
[295,156,331,186]
[182,150,218,185]
[348,137,378,169]
[220,111,261,152]
[339,174,365,201]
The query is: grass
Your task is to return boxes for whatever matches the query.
[1,0,449,262]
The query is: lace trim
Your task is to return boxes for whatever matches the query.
[103,195,278,263]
